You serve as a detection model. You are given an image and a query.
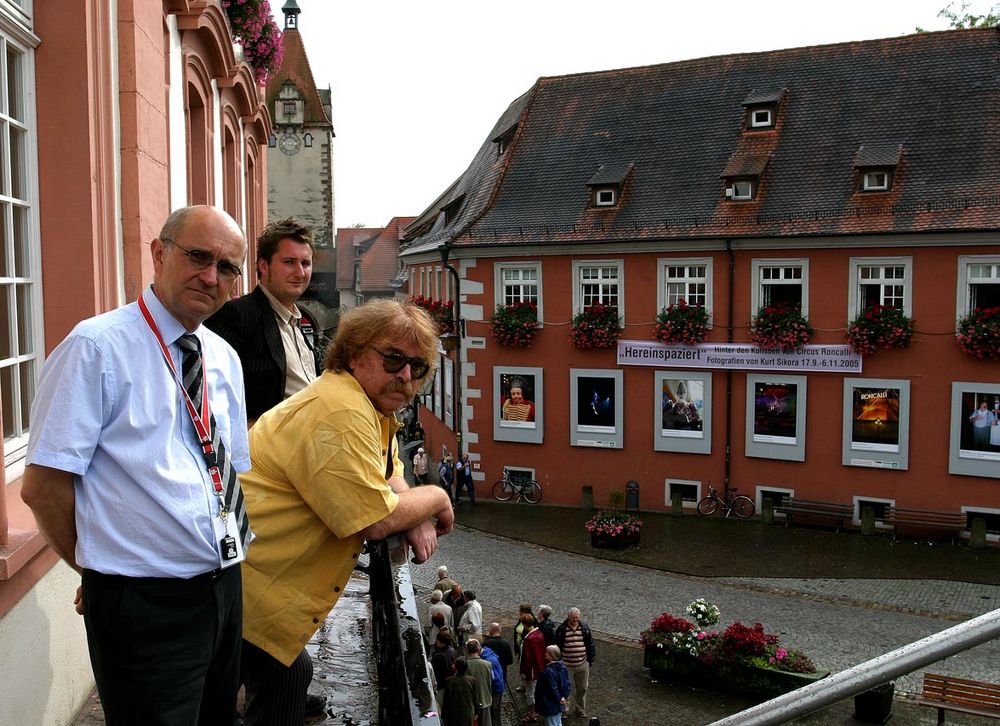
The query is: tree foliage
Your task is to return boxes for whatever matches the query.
[917,1,999,30]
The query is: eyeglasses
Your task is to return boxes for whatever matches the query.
[167,239,243,282]
[373,348,430,379]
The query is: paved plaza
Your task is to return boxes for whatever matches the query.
[411,525,1000,700]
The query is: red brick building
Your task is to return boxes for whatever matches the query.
[401,28,1000,538]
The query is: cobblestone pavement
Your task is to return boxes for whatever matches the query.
[411,527,1000,698]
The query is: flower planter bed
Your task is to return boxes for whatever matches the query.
[589,531,640,549]
[643,646,829,698]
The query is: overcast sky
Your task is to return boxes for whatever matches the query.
[268,0,962,229]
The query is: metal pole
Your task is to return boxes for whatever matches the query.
[709,607,1000,726]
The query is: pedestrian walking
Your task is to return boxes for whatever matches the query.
[455,453,476,504]
[555,607,595,719]
[438,455,455,501]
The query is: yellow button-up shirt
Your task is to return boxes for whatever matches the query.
[241,369,402,665]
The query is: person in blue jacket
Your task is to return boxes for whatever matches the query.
[534,645,571,726]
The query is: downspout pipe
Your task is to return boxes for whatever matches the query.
[439,244,464,457]
[724,239,734,498]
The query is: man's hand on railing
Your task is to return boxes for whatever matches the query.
[403,520,439,563]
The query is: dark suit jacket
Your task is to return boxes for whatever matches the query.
[206,285,318,419]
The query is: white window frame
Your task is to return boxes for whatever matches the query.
[957,254,1000,321]
[494,261,543,325]
[749,108,772,128]
[594,188,616,206]
[750,258,809,318]
[729,179,754,200]
[572,259,624,320]
[853,495,894,529]
[861,170,890,191]
[0,22,41,469]
[664,478,702,510]
[848,256,912,319]
[656,257,712,323]
[961,505,1000,543]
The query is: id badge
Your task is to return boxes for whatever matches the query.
[213,515,245,569]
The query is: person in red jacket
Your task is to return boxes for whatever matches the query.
[518,616,547,723]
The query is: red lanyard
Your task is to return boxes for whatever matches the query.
[138,294,226,500]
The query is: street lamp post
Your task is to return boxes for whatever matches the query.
[439,243,463,457]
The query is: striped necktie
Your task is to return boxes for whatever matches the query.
[178,333,251,551]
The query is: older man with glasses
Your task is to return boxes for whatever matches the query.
[237,298,454,725]
[22,205,251,724]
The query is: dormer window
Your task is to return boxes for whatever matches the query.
[741,89,784,132]
[594,188,617,207]
[586,162,632,209]
[441,194,466,225]
[861,169,891,192]
[726,179,755,200]
[748,106,774,129]
[492,124,518,158]
[854,143,902,194]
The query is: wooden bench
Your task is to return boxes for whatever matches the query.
[887,507,967,542]
[776,497,853,532]
[916,673,1000,723]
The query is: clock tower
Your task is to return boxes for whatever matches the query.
[265,0,336,254]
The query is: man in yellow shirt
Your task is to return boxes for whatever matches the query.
[239,299,454,725]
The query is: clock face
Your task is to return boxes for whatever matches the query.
[279,133,302,155]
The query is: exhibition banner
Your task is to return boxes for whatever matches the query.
[617,340,862,374]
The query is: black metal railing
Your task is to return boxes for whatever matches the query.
[364,536,441,725]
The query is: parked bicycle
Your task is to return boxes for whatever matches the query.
[492,468,542,503]
[696,483,754,518]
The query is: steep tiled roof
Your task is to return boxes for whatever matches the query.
[403,28,1000,251]
[359,217,416,294]
[265,29,330,126]
[335,227,379,289]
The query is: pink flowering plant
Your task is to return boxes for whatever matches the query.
[408,295,455,336]
[584,510,643,539]
[640,600,816,673]
[490,302,539,347]
[570,303,624,349]
[749,302,813,352]
[654,301,711,345]
[223,0,284,82]
[956,306,1000,360]
[845,305,914,355]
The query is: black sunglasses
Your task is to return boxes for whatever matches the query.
[374,349,430,379]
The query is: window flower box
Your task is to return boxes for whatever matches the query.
[956,306,1000,360]
[570,303,624,349]
[490,302,539,348]
[749,303,813,351]
[223,0,284,82]
[845,305,913,356]
[654,301,710,346]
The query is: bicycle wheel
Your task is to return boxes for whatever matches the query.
[492,479,514,501]
[731,495,755,518]
[522,481,542,504]
[696,496,719,516]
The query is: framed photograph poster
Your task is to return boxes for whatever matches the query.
[570,369,624,449]
[654,370,712,454]
[949,381,1000,479]
[745,374,806,461]
[841,378,910,470]
[493,366,544,444]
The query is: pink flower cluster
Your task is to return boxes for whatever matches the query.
[845,304,914,355]
[584,511,643,537]
[490,302,539,347]
[223,0,284,82]
[956,306,1000,360]
[654,300,711,345]
[749,302,813,352]
[570,303,624,349]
